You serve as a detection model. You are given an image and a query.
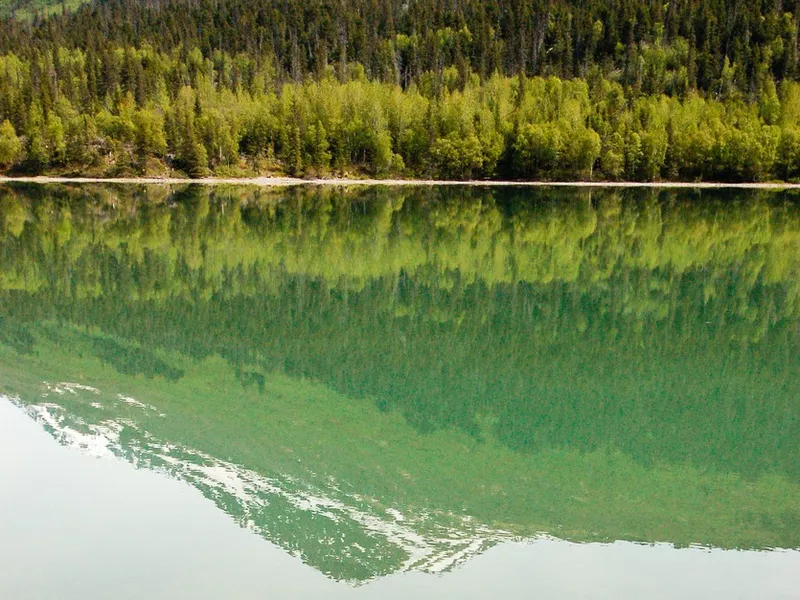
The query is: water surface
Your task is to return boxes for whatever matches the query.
[0,184,798,598]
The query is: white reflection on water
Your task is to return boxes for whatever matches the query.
[1,396,798,600]
[7,391,514,579]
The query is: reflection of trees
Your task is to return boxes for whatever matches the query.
[1,184,798,480]
[1,184,798,307]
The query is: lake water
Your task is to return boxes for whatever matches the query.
[0,183,798,599]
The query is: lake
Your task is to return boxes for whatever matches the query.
[0,183,798,599]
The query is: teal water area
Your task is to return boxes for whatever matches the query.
[0,183,798,598]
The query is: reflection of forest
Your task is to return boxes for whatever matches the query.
[1,184,798,481]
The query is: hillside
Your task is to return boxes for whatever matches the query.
[3,0,799,93]
[1,2,800,180]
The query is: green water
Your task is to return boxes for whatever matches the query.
[0,183,798,589]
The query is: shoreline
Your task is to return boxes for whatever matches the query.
[2,175,800,189]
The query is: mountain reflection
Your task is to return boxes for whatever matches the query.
[1,183,798,581]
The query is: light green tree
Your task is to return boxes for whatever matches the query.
[0,120,22,168]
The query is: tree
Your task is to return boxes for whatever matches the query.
[133,109,168,158]
[25,101,50,169]
[45,114,66,165]
[513,123,562,178]
[600,151,624,180]
[0,120,22,168]
[760,79,781,125]
[430,133,483,179]
[64,114,99,167]
[181,132,209,178]
[778,127,800,179]
[624,132,643,179]
[563,127,601,180]
[286,123,302,176]
[305,120,331,173]
[639,129,667,181]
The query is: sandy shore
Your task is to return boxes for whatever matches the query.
[2,175,800,189]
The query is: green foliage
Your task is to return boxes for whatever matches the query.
[0,0,798,180]
[778,127,800,179]
[0,119,20,166]
[0,39,798,181]
[513,123,562,177]
[430,133,483,179]
[4,0,800,102]
[563,126,601,179]
[180,136,209,178]
[133,109,167,158]
[600,132,625,180]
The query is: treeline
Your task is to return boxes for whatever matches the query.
[2,184,798,334]
[1,1,800,180]
[3,58,800,180]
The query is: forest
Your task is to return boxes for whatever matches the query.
[2,1,800,180]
